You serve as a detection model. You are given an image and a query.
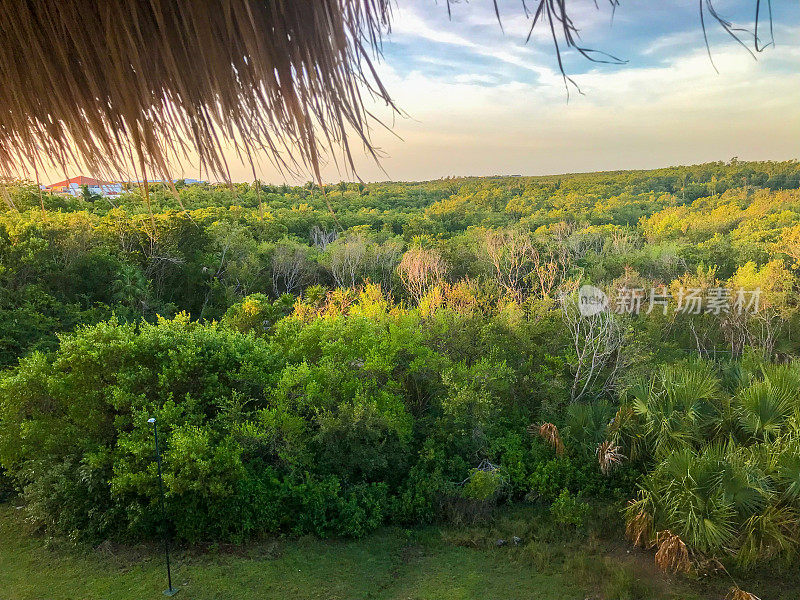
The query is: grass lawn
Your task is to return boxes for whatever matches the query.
[0,502,796,600]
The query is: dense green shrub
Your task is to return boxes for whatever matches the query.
[528,453,638,503]
[0,298,521,541]
[462,468,506,501]
[0,315,281,541]
[550,489,591,528]
[0,284,646,543]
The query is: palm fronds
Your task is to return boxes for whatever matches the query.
[624,506,654,548]
[716,446,771,519]
[564,400,615,452]
[608,403,645,462]
[619,358,800,568]
[529,422,565,456]
[596,440,623,475]
[627,361,725,458]
[654,530,692,574]
[776,442,800,502]
[653,448,737,553]
[739,380,793,441]
[0,1,779,186]
[736,505,799,566]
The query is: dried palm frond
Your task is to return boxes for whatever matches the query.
[596,440,624,475]
[528,422,566,456]
[0,1,395,184]
[654,530,691,574]
[624,505,653,549]
[725,587,761,600]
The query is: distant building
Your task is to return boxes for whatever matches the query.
[45,176,123,198]
[125,178,204,185]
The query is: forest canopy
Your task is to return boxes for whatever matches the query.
[2,159,800,574]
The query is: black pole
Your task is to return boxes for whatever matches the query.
[150,418,178,596]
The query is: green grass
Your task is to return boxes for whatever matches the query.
[0,503,794,600]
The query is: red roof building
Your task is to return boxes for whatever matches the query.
[45,176,122,198]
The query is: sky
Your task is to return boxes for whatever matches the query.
[326,0,800,180]
[43,1,800,185]
[333,0,800,183]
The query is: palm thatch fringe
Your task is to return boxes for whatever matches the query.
[0,1,776,187]
[0,1,395,183]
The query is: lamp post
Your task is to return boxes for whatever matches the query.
[148,417,179,597]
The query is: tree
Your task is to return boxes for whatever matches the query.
[484,228,567,300]
[397,247,448,302]
[561,285,628,402]
[725,260,796,357]
[327,234,368,288]
[485,229,535,300]
[80,185,101,203]
[271,240,314,296]
[112,263,148,312]
[310,225,338,251]
[370,238,404,292]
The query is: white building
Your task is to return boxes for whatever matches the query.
[45,176,123,198]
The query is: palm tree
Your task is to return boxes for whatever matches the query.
[630,361,722,458]
[112,264,148,311]
[564,400,615,454]
[620,359,800,567]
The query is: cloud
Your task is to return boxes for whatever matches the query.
[388,2,559,83]
[453,73,499,85]
[336,15,800,183]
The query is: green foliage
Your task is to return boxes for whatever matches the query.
[461,468,505,501]
[549,489,590,528]
[0,302,576,542]
[221,293,295,336]
[0,467,12,501]
[528,452,637,503]
[619,360,800,567]
[0,316,282,541]
[2,160,800,366]
[563,400,615,454]
[3,161,800,560]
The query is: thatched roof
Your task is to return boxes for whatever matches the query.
[0,1,775,187]
[0,1,393,184]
